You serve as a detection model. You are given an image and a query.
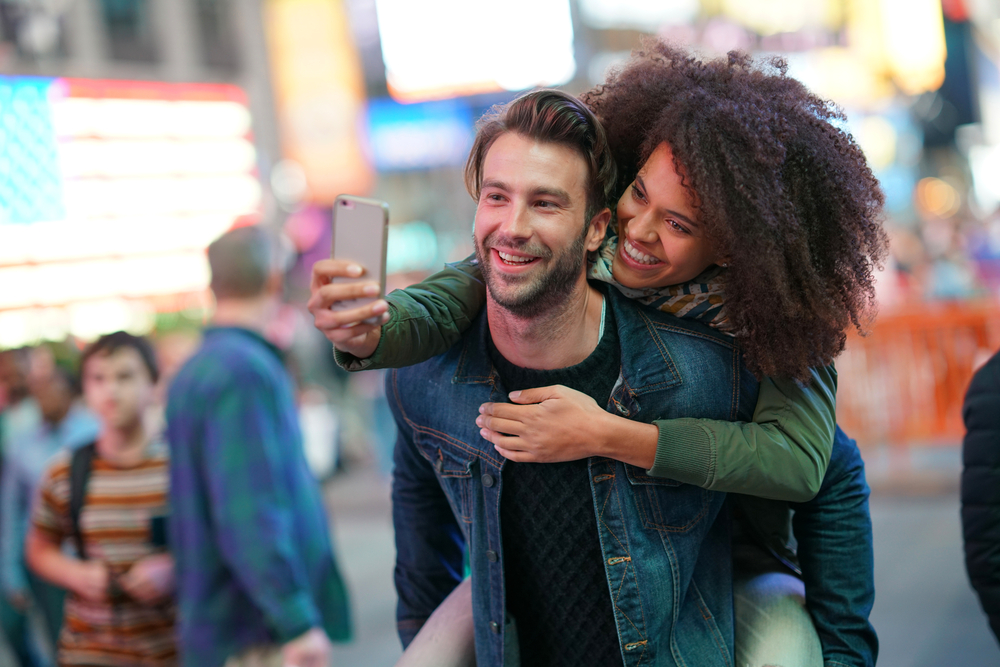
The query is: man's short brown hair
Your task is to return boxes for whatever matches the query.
[208,225,282,300]
[464,89,617,224]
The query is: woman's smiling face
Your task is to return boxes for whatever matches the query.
[611,142,723,289]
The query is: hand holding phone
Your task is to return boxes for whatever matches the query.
[307,196,391,359]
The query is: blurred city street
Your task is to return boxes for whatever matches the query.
[323,458,1000,667]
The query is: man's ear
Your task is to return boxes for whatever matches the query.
[585,208,612,252]
[265,270,284,297]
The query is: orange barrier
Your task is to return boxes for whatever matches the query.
[835,301,1000,448]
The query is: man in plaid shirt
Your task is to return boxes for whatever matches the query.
[166,226,351,667]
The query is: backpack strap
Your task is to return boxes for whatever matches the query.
[69,442,97,560]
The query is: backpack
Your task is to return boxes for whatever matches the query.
[68,442,97,560]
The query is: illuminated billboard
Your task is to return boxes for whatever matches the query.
[374,0,577,103]
[0,76,260,346]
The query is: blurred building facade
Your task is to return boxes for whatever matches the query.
[2,0,1000,448]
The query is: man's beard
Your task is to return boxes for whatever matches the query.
[474,227,589,319]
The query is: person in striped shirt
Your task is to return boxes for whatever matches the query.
[25,332,175,666]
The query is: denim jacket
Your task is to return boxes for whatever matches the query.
[386,285,759,667]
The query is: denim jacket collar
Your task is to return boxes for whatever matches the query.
[452,281,739,410]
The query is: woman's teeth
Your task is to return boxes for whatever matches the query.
[498,251,533,264]
[623,239,661,265]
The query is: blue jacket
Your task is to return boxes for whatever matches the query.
[386,285,760,667]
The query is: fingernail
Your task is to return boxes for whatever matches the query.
[363,284,379,296]
[348,264,363,276]
[372,300,388,313]
[481,428,489,438]
[509,390,520,399]
[475,416,483,426]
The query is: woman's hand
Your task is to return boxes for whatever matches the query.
[476,385,614,463]
[476,384,660,467]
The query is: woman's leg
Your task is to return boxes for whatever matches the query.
[395,577,476,667]
[734,570,823,667]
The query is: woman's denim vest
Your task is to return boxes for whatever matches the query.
[387,285,759,667]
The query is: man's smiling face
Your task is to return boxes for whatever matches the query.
[473,132,603,318]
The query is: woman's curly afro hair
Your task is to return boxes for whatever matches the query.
[582,40,890,381]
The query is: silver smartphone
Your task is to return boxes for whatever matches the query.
[330,195,389,322]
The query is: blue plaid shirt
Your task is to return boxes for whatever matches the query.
[166,327,350,667]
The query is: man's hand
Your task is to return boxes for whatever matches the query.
[282,627,331,667]
[72,560,110,602]
[307,259,389,359]
[119,553,175,604]
[476,385,614,462]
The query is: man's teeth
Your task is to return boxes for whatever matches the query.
[497,251,533,264]
[624,239,661,265]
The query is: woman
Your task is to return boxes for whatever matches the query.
[310,41,887,667]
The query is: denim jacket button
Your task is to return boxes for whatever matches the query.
[481,473,495,487]
[490,621,501,634]
[486,549,499,562]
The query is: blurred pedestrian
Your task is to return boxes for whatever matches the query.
[1,366,99,664]
[962,349,1000,645]
[0,348,44,667]
[25,332,176,665]
[166,225,350,667]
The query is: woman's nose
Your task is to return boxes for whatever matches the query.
[629,212,659,243]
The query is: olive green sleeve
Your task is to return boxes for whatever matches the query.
[334,255,486,371]
[647,365,837,502]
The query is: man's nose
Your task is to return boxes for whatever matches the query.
[501,202,533,239]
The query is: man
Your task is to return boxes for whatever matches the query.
[310,90,758,666]
[1,366,99,664]
[25,333,175,665]
[166,225,351,667]
[962,349,1000,645]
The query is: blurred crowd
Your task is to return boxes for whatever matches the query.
[0,228,398,667]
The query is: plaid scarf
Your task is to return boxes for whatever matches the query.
[589,236,733,335]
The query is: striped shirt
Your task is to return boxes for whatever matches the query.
[32,442,176,666]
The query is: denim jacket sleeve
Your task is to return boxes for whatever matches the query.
[386,369,467,647]
[791,426,878,667]
[648,365,837,502]
[334,256,485,372]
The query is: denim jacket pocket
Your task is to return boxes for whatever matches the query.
[413,430,476,523]
[624,464,712,533]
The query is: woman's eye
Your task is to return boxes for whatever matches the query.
[631,184,646,203]
[668,219,690,234]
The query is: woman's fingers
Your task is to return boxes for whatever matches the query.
[310,259,364,291]
[308,281,382,312]
[508,385,567,404]
[476,414,526,437]
[312,300,388,330]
